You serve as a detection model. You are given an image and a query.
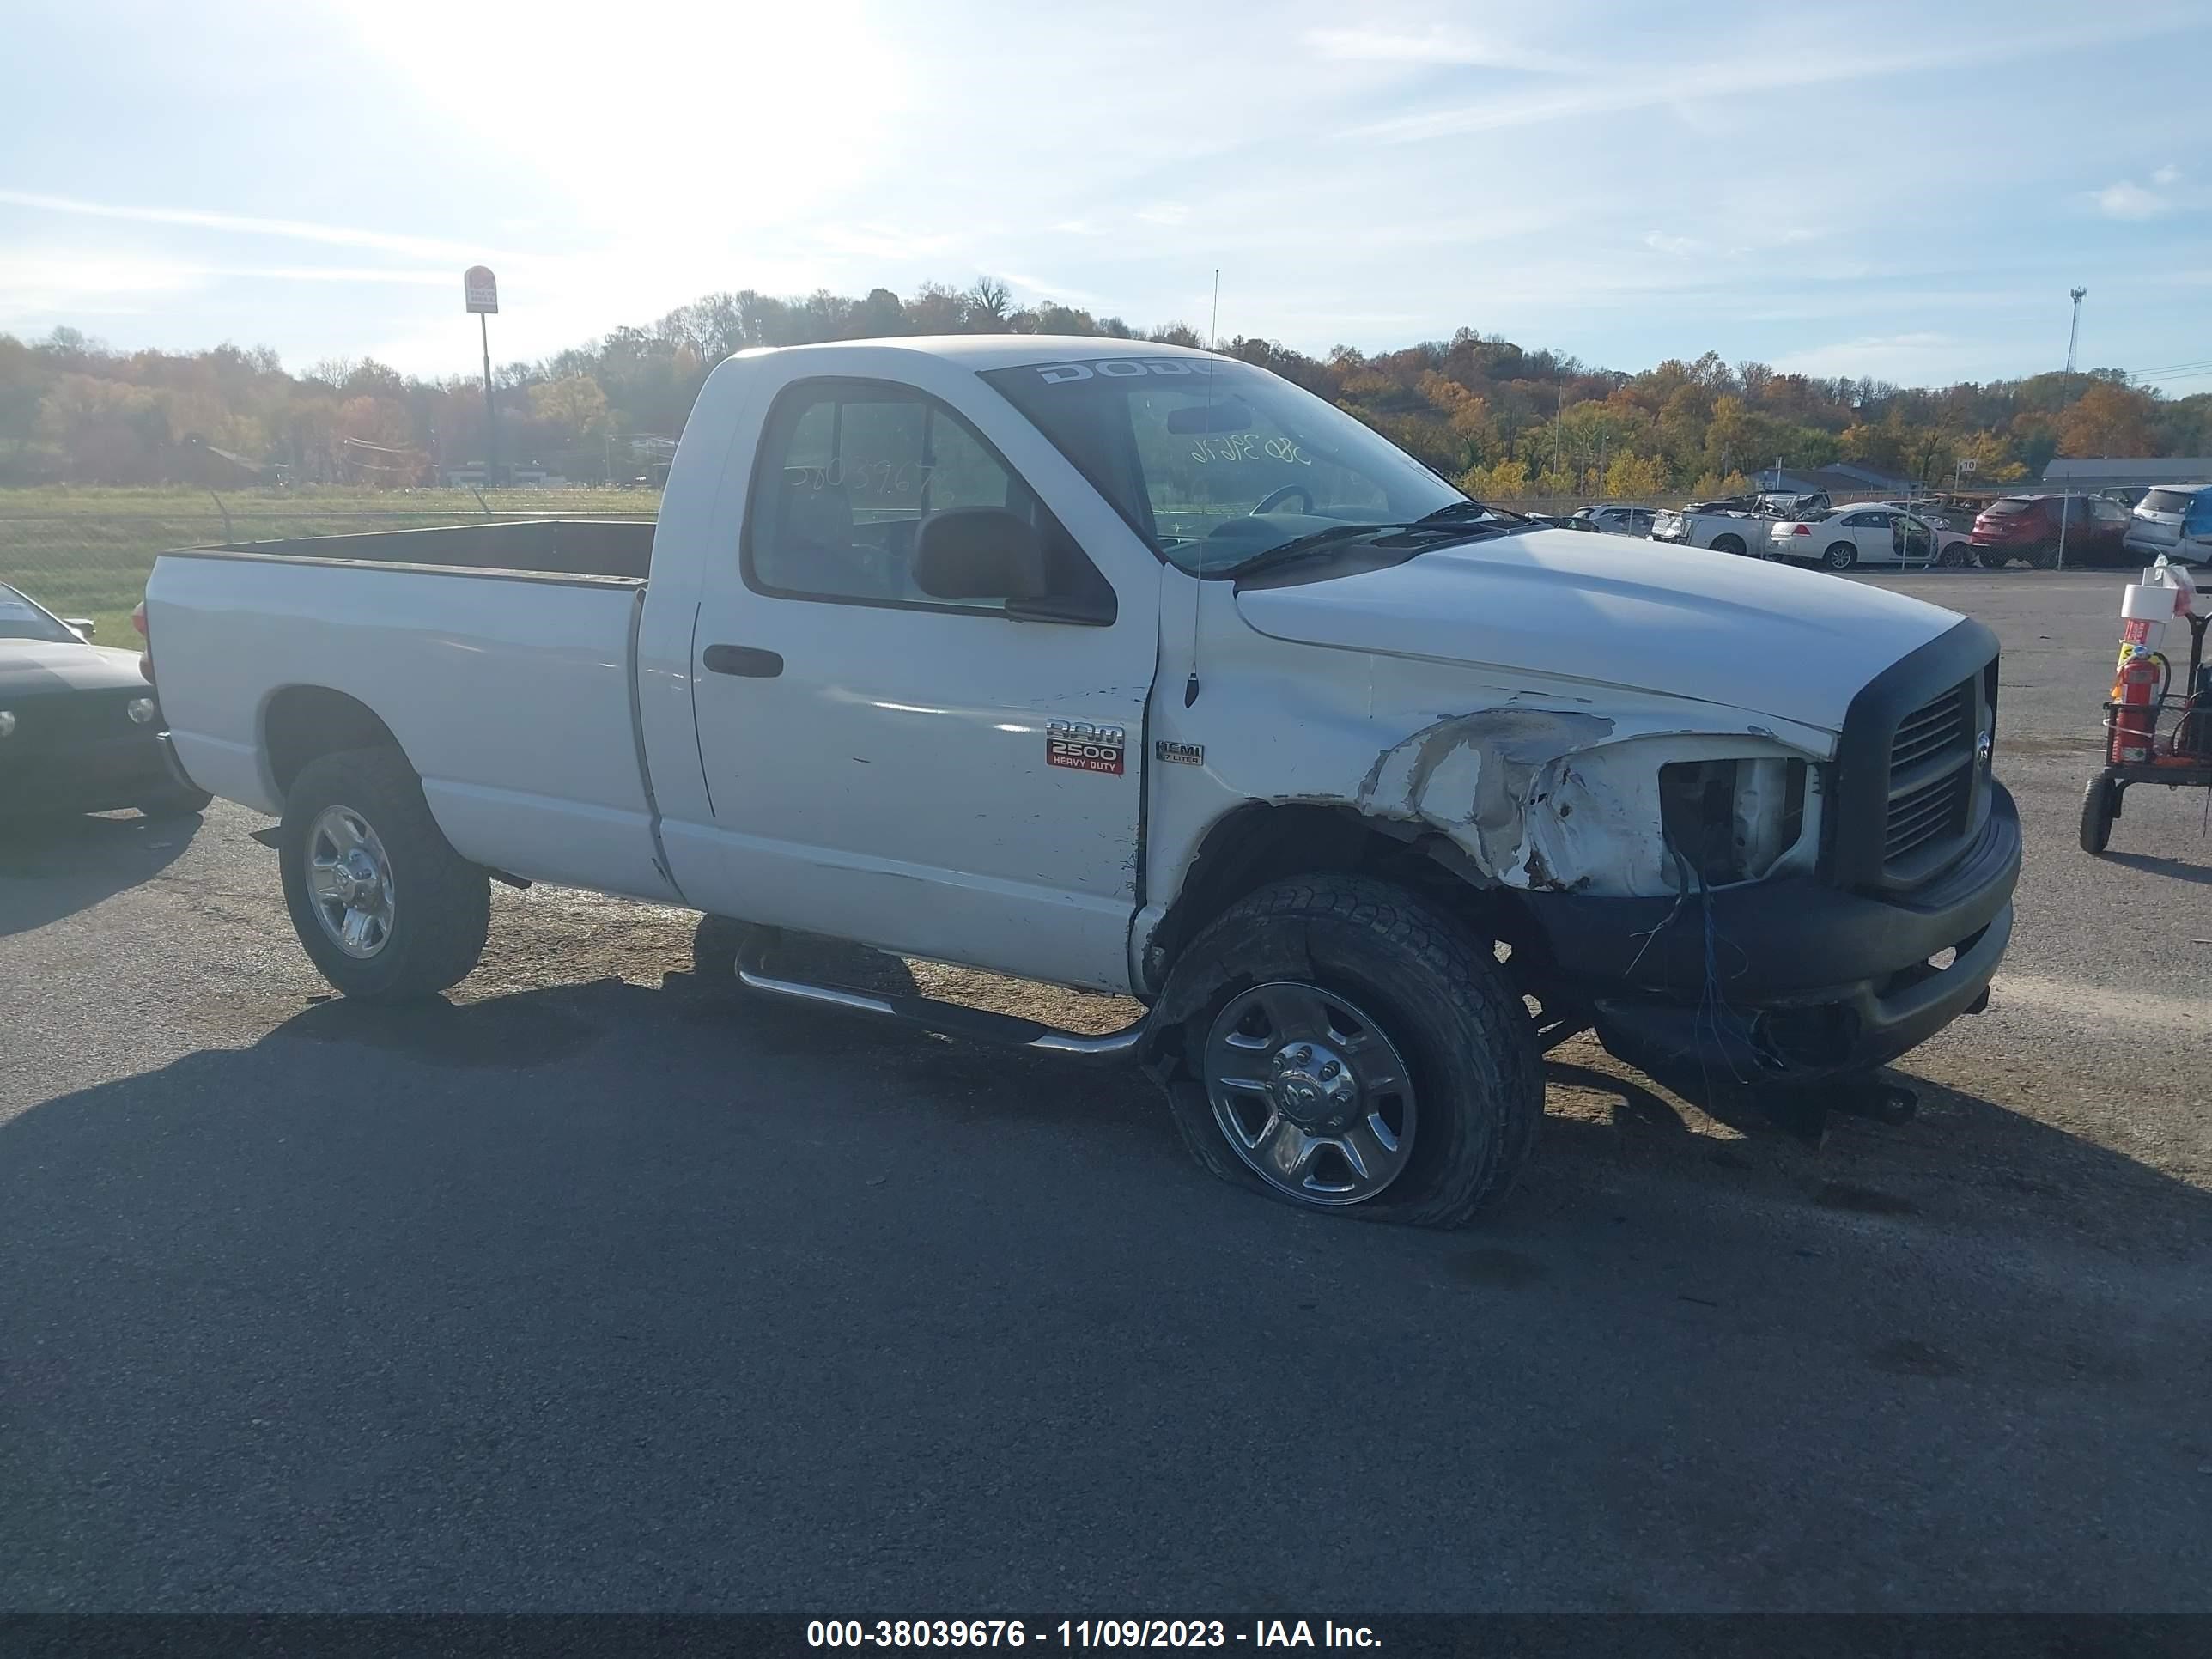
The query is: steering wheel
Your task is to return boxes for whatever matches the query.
[1251,483,1313,515]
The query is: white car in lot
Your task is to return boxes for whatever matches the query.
[1768,505,1972,572]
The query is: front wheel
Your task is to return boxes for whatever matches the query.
[1937,542,1971,568]
[279,746,489,1000]
[1156,874,1542,1227]
[2079,776,2118,854]
[1822,541,1858,571]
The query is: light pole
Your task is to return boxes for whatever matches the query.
[2057,287,2086,572]
[464,266,501,490]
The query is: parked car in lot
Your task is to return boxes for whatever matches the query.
[1650,501,1778,556]
[2123,484,2212,562]
[1565,504,1657,537]
[0,583,210,819]
[1969,494,2132,568]
[143,335,2018,1226]
[1768,506,1972,571]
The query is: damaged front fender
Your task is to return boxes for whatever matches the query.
[1353,711,1825,897]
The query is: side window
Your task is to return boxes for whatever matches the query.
[1842,511,1885,527]
[747,380,1106,613]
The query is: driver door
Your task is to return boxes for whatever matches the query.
[684,376,1159,994]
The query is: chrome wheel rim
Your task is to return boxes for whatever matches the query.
[306,805,396,958]
[1203,981,1417,1207]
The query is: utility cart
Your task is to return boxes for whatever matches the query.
[2081,558,2212,853]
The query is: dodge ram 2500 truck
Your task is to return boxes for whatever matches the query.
[144,335,2020,1226]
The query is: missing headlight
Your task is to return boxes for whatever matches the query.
[1659,757,1807,887]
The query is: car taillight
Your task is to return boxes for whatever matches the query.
[133,599,153,683]
[131,599,147,638]
[1792,524,1811,536]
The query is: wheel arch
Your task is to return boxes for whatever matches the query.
[1139,801,1530,1003]
[260,685,411,799]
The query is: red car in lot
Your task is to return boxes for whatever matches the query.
[1969,493,2133,568]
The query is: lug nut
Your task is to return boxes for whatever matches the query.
[1320,1060,1340,1080]
[1295,1045,1313,1064]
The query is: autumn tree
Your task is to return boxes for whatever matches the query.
[2057,383,2156,457]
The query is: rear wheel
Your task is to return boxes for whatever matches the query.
[2079,776,2118,854]
[279,746,489,1000]
[1155,874,1542,1228]
[1711,534,1747,556]
[1822,541,1858,571]
[2027,539,2061,570]
[1976,547,2010,569]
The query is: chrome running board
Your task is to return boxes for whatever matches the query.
[733,944,1150,1065]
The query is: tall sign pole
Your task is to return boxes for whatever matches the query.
[465,266,500,489]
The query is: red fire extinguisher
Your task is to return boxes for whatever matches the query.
[2109,650,2164,765]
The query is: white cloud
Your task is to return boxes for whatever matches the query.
[1644,232,1700,257]
[1342,16,2192,145]
[2152,163,2182,186]
[1772,332,1960,377]
[2096,181,2167,219]
[1303,25,1572,73]
[0,189,490,262]
[1134,204,1190,226]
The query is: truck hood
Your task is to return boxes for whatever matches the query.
[1232,528,1960,732]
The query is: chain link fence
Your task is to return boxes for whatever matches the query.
[0,490,662,645]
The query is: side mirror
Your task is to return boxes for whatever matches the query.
[64,617,95,639]
[914,508,1048,601]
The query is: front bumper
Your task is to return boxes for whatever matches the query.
[0,730,191,816]
[1522,783,2021,1085]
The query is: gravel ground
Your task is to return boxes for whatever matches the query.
[2,566,2208,1613]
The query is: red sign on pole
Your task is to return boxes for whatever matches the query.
[464,265,499,314]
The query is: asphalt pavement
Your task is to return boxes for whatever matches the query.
[3,568,2208,1613]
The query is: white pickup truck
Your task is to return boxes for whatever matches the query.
[144,336,2020,1226]
[1648,499,1784,558]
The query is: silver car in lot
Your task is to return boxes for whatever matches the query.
[2124,484,2210,560]
[1565,503,1656,537]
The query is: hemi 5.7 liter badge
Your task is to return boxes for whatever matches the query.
[1046,720,1126,775]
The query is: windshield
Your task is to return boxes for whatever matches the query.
[2142,489,2195,514]
[981,356,1471,576]
[1985,498,2033,516]
[0,585,80,644]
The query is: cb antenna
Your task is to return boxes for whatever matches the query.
[1185,267,1220,708]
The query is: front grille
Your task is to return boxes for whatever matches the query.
[1886,768,1969,862]
[6,690,137,751]
[1890,685,1968,771]
[1882,680,1977,876]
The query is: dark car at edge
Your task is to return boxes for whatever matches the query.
[0,584,210,821]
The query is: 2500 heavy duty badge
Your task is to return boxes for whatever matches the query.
[1046,720,1126,775]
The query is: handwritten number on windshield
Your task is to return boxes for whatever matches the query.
[1189,433,1311,465]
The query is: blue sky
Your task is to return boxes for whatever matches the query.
[3,0,2208,392]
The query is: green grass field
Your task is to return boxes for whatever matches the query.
[0,485,662,646]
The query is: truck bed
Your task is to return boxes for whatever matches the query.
[185,518,655,580]
[147,520,678,904]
